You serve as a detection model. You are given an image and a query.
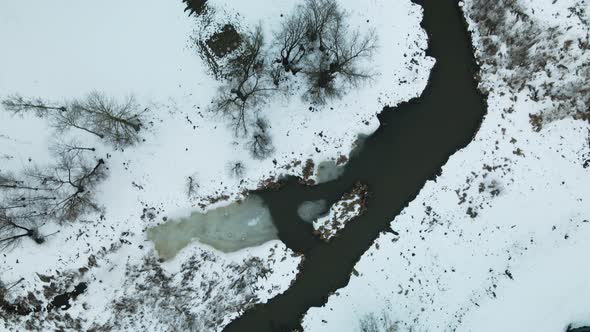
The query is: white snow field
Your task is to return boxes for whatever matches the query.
[0,0,431,330]
[303,0,590,331]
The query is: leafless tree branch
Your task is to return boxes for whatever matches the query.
[0,147,107,251]
[274,9,309,75]
[212,24,276,135]
[1,92,148,148]
[248,117,274,159]
[304,0,340,51]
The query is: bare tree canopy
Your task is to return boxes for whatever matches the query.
[1,95,66,116]
[0,146,107,251]
[1,92,147,148]
[301,3,377,103]
[0,213,45,251]
[274,9,309,75]
[303,0,340,50]
[271,0,378,103]
[202,0,378,157]
[72,92,145,147]
[248,117,274,159]
[213,25,276,135]
[50,138,96,155]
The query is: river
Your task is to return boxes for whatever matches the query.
[221,0,487,330]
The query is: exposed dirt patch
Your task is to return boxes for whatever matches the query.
[206,24,242,58]
[300,159,315,185]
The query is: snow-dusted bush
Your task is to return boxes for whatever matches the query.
[186,174,199,200]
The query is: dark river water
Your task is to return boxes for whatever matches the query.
[175,0,490,331]
[220,0,488,330]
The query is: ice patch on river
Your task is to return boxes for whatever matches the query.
[148,196,277,259]
[297,200,328,223]
[316,161,346,184]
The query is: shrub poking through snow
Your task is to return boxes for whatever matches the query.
[249,117,274,159]
[358,311,400,332]
[228,161,246,178]
[464,0,590,130]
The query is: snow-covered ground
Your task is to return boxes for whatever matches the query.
[303,0,590,331]
[0,0,431,330]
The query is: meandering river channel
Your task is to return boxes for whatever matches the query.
[221,0,487,330]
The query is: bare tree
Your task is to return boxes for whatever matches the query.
[1,94,101,138]
[303,0,340,51]
[358,311,399,332]
[274,9,309,75]
[248,117,274,159]
[326,23,378,83]
[228,161,246,178]
[1,92,147,148]
[212,25,276,135]
[0,148,107,249]
[303,16,377,104]
[71,92,145,148]
[51,105,106,139]
[50,139,96,155]
[25,153,106,221]
[270,0,342,84]
[1,95,66,116]
[0,212,45,251]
